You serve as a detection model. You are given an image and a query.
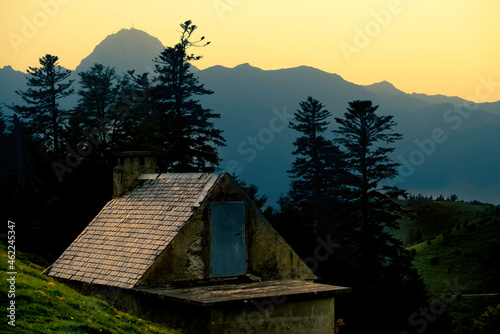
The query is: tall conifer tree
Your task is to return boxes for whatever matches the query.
[330,100,432,333]
[12,54,73,153]
[273,97,345,255]
[288,96,344,225]
[75,63,117,155]
[333,100,405,256]
[151,20,225,171]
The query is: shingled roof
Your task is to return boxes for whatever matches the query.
[45,172,223,289]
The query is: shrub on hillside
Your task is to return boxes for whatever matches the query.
[473,304,500,334]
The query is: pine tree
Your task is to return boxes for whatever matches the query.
[333,100,404,235]
[115,71,159,152]
[271,97,345,257]
[330,100,432,333]
[288,97,345,230]
[11,54,73,153]
[151,20,225,171]
[332,100,409,274]
[75,63,117,155]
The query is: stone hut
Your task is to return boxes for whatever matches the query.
[44,152,350,334]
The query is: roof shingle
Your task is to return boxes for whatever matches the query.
[45,172,223,289]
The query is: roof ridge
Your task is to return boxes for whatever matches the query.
[192,173,225,208]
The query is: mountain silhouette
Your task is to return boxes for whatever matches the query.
[75,28,166,75]
[1,29,499,204]
[0,65,26,107]
[195,65,500,204]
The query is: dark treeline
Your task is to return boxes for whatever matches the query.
[2,20,451,334]
[407,193,460,204]
[407,193,497,207]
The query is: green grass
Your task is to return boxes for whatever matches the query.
[447,295,500,334]
[0,242,182,334]
[394,201,488,247]
[408,215,500,294]
[394,201,500,334]
[396,201,500,333]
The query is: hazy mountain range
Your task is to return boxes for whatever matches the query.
[1,28,499,204]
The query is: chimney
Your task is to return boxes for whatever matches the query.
[113,151,158,197]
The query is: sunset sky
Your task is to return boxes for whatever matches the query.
[2,0,499,102]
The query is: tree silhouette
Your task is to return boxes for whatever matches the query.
[11,54,73,153]
[151,20,225,171]
[115,71,159,152]
[75,63,118,155]
[289,97,344,203]
[287,96,345,233]
[333,100,404,234]
[329,100,432,334]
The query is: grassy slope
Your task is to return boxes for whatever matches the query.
[394,201,486,247]
[397,201,500,333]
[1,243,182,334]
[408,216,500,293]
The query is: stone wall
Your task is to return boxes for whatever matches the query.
[138,210,211,283]
[66,279,339,334]
[113,152,158,197]
[138,173,315,284]
[211,296,336,334]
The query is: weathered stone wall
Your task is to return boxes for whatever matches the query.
[138,210,211,283]
[113,153,158,197]
[138,173,316,284]
[211,296,336,334]
[246,207,316,280]
[67,279,337,334]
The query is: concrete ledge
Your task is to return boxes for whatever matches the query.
[134,279,351,306]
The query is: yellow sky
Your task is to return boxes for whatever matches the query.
[2,0,499,102]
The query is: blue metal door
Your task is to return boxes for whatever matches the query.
[211,202,246,277]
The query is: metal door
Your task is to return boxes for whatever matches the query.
[211,202,246,277]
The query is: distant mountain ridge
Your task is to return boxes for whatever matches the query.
[1,28,499,204]
[363,80,405,95]
[195,64,500,205]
